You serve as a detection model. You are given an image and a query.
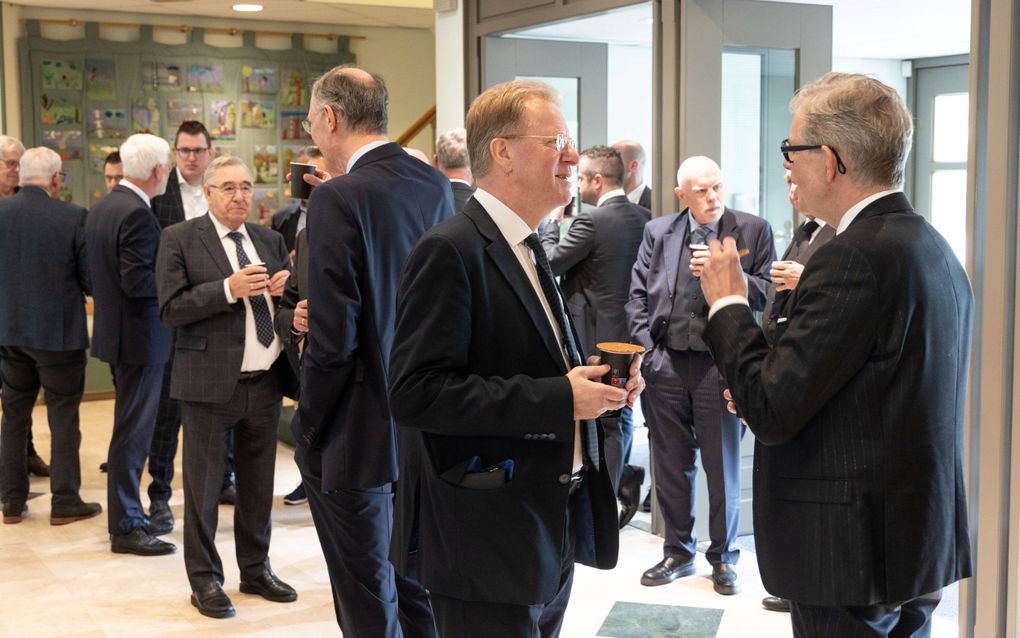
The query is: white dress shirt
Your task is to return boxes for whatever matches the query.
[346,140,389,174]
[117,179,150,207]
[626,182,648,205]
[177,167,208,221]
[597,188,627,207]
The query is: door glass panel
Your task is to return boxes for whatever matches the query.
[930,169,967,262]
[933,93,968,162]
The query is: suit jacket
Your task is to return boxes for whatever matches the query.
[626,207,774,356]
[450,180,475,214]
[704,192,973,606]
[296,142,454,491]
[156,214,291,404]
[761,222,836,345]
[270,201,303,252]
[86,185,170,366]
[539,194,650,354]
[0,186,90,351]
[388,200,619,606]
[637,185,652,210]
[274,228,309,383]
[150,174,185,229]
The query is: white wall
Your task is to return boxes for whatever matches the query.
[434,3,465,135]
[606,43,653,184]
[833,56,908,100]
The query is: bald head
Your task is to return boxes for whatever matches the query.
[612,140,646,193]
[675,156,724,225]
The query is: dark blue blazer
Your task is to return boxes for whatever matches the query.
[296,141,454,491]
[85,184,170,366]
[0,185,90,351]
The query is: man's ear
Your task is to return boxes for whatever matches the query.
[489,137,513,175]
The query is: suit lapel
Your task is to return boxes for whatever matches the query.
[246,224,278,271]
[662,212,687,295]
[196,215,234,278]
[464,203,568,374]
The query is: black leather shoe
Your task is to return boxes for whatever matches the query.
[147,500,174,536]
[240,568,298,602]
[99,462,108,473]
[50,501,102,525]
[191,581,236,619]
[3,502,27,524]
[640,556,696,586]
[111,528,176,556]
[27,453,50,477]
[618,465,645,529]
[640,490,652,513]
[218,484,236,506]
[712,563,741,595]
[762,596,791,612]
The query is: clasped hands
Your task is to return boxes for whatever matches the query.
[568,354,645,420]
[228,265,290,300]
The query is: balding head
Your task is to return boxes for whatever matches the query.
[675,156,724,225]
[612,140,646,193]
[311,64,389,136]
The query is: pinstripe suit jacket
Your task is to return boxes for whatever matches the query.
[156,213,290,404]
[704,192,973,606]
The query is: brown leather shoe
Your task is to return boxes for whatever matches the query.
[3,502,27,524]
[50,501,102,525]
[762,596,791,612]
[27,454,50,477]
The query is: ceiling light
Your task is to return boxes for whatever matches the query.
[232,3,264,11]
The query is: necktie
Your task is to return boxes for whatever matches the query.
[227,231,276,348]
[795,220,819,244]
[523,233,599,471]
[690,225,710,246]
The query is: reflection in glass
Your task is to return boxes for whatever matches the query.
[930,169,967,263]
[933,93,968,163]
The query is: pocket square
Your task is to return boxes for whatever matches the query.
[738,248,750,257]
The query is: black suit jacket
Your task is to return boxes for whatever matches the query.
[270,201,303,252]
[296,142,454,491]
[0,186,90,351]
[86,185,170,366]
[761,222,836,345]
[637,185,652,210]
[539,194,649,354]
[450,180,474,214]
[156,214,291,403]
[388,200,619,606]
[150,174,185,229]
[274,228,308,383]
[704,192,973,606]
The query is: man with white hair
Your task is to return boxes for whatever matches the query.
[86,133,175,557]
[434,127,474,213]
[626,156,774,596]
[0,147,98,525]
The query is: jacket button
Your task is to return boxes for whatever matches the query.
[558,474,570,484]
[524,434,533,440]
[547,433,556,440]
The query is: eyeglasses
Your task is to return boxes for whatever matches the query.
[1,159,19,169]
[59,171,68,182]
[780,138,847,174]
[174,147,210,157]
[209,183,254,197]
[302,105,326,135]
[502,132,575,152]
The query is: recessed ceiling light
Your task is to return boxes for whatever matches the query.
[232,3,264,11]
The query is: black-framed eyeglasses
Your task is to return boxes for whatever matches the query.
[780,138,847,174]
[175,147,210,157]
[501,132,575,152]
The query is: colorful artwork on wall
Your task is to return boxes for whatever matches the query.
[41,59,83,91]
[86,60,116,101]
[240,66,279,94]
[241,100,276,129]
[207,99,237,139]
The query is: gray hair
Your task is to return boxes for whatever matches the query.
[311,65,388,135]
[790,72,913,189]
[435,128,469,169]
[300,145,322,160]
[466,80,560,179]
[203,155,251,186]
[19,147,61,183]
[120,134,171,180]
[0,135,25,157]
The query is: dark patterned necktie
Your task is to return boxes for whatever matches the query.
[524,233,599,471]
[227,231,275,347]
[795,220,819,244]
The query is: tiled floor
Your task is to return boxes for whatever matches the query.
[2,400,959,637]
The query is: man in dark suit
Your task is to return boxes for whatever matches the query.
[539,144,650,527]
[613,140,652,210]
[0,147,100,525]
[145,120,232,535]
[389,79,643,637]
[627,156,775,596]
[701,72,972,637]
[295,65,453,637]
[157,156,295,620]
[434,128,474,213]
[86,134,176,556]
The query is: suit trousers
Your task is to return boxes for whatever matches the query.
[0,346,86,506]
[429,489,578,638]
[108,362,164,534]
[643,347,742,565]
[180,372,280,591]
[790,590,942,638]
[296,440,436,638]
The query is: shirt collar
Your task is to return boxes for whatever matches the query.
[176,167,202,192]
[118,179,150,207]
[472,187,535,246]
[835,189,899,234]
[207,211,248,240]
[626,182,646,204]
[597,188,626,207]
[689,213,720,237]
[346,140,389,174]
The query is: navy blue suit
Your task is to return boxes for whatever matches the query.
[627,207,774,567]
[0,185,91,510]
[296,142,454,637]
[86,184,170,535]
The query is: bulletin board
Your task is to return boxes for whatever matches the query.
[19,20,353,219]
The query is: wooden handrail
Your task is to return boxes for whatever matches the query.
[396,104,436,148]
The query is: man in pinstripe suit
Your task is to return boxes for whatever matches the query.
[701,72,973,637]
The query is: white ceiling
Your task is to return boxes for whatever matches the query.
[513,0,970,61]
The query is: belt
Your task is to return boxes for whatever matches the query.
[238,370,268,383]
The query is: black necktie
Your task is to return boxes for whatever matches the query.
[796,220,819,244]
[227,231,275,348]
[524,233,599,471]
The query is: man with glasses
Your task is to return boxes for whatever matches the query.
[626,156,775,596]
[700,72,972,637]
[390,79,641,636]
[103,151,123,194]
[146,120,235,538]
[156,156,295,619]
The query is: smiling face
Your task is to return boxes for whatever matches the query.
[205,163,253,231]
[507,97,579,217]
[0,149,23,196]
